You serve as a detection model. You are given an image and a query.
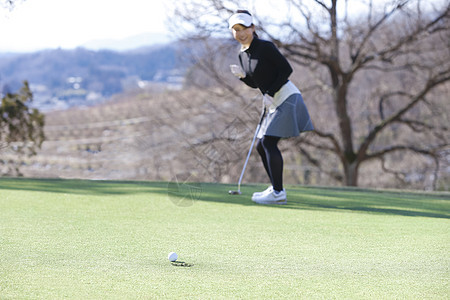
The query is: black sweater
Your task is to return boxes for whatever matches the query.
[238,37,293,97]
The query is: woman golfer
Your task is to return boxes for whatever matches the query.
[229,10,313,204]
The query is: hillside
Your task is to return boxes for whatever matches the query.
[0,87,273,185]
[0,35,447,190]
[0,45,185,111]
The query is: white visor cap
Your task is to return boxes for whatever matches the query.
[228,13,253,29]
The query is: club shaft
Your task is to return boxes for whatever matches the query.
[233,98,266,194]
[237,123,261,191]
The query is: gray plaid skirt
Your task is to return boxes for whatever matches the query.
[257,93,313,139]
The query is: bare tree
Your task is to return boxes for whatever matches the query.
[171,0,450,189]
[0,0,24,10]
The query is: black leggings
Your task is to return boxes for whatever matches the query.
[256,135,283,192]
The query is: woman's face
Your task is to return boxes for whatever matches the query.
[232,24,255,47]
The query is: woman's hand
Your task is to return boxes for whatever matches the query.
[230,64,245,78]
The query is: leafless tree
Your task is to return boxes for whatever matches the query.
[0,0,24,10]
[171,0,450,189]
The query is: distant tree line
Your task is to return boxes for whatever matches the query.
[0,46,181,97]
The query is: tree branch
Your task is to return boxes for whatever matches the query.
[358,70,450,162]
[365,144,446,162]
[374,145,442,189]
[351,1,450,74]
[313,0,331,12]
[351,1,410,67]
[311,129,344,160]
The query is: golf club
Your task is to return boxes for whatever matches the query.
[229,97,266,195]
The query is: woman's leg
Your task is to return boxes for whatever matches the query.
[258,135,283,192]
[256,138,271,183]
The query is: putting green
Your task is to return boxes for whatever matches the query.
[0,178,449,298]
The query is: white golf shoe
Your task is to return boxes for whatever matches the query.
[252,189,287,205]
[252,186,273,200]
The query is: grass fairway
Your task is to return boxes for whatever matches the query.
[0,178,449,299]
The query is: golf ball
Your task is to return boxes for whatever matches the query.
[168,252,178,262]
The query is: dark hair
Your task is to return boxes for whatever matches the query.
[237,9,252,16]
[236,10,258,38]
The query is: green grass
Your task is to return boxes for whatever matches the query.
[0,178,449,299]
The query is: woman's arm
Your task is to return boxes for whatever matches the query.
[264,42,293,96]
[240,76,258,88]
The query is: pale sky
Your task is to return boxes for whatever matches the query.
[0,0,172,52]
[1,0,443,53]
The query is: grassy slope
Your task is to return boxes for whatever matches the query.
[0,178,449,299]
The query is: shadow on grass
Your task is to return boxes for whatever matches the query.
[1,177,449,219]
[171,261,194,267]
[0,177,168,196]
[203,183,450,219]
[280,185,450,219]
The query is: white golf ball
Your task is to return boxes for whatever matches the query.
[168,252,178,262]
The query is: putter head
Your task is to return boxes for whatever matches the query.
[228,190,241,195]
